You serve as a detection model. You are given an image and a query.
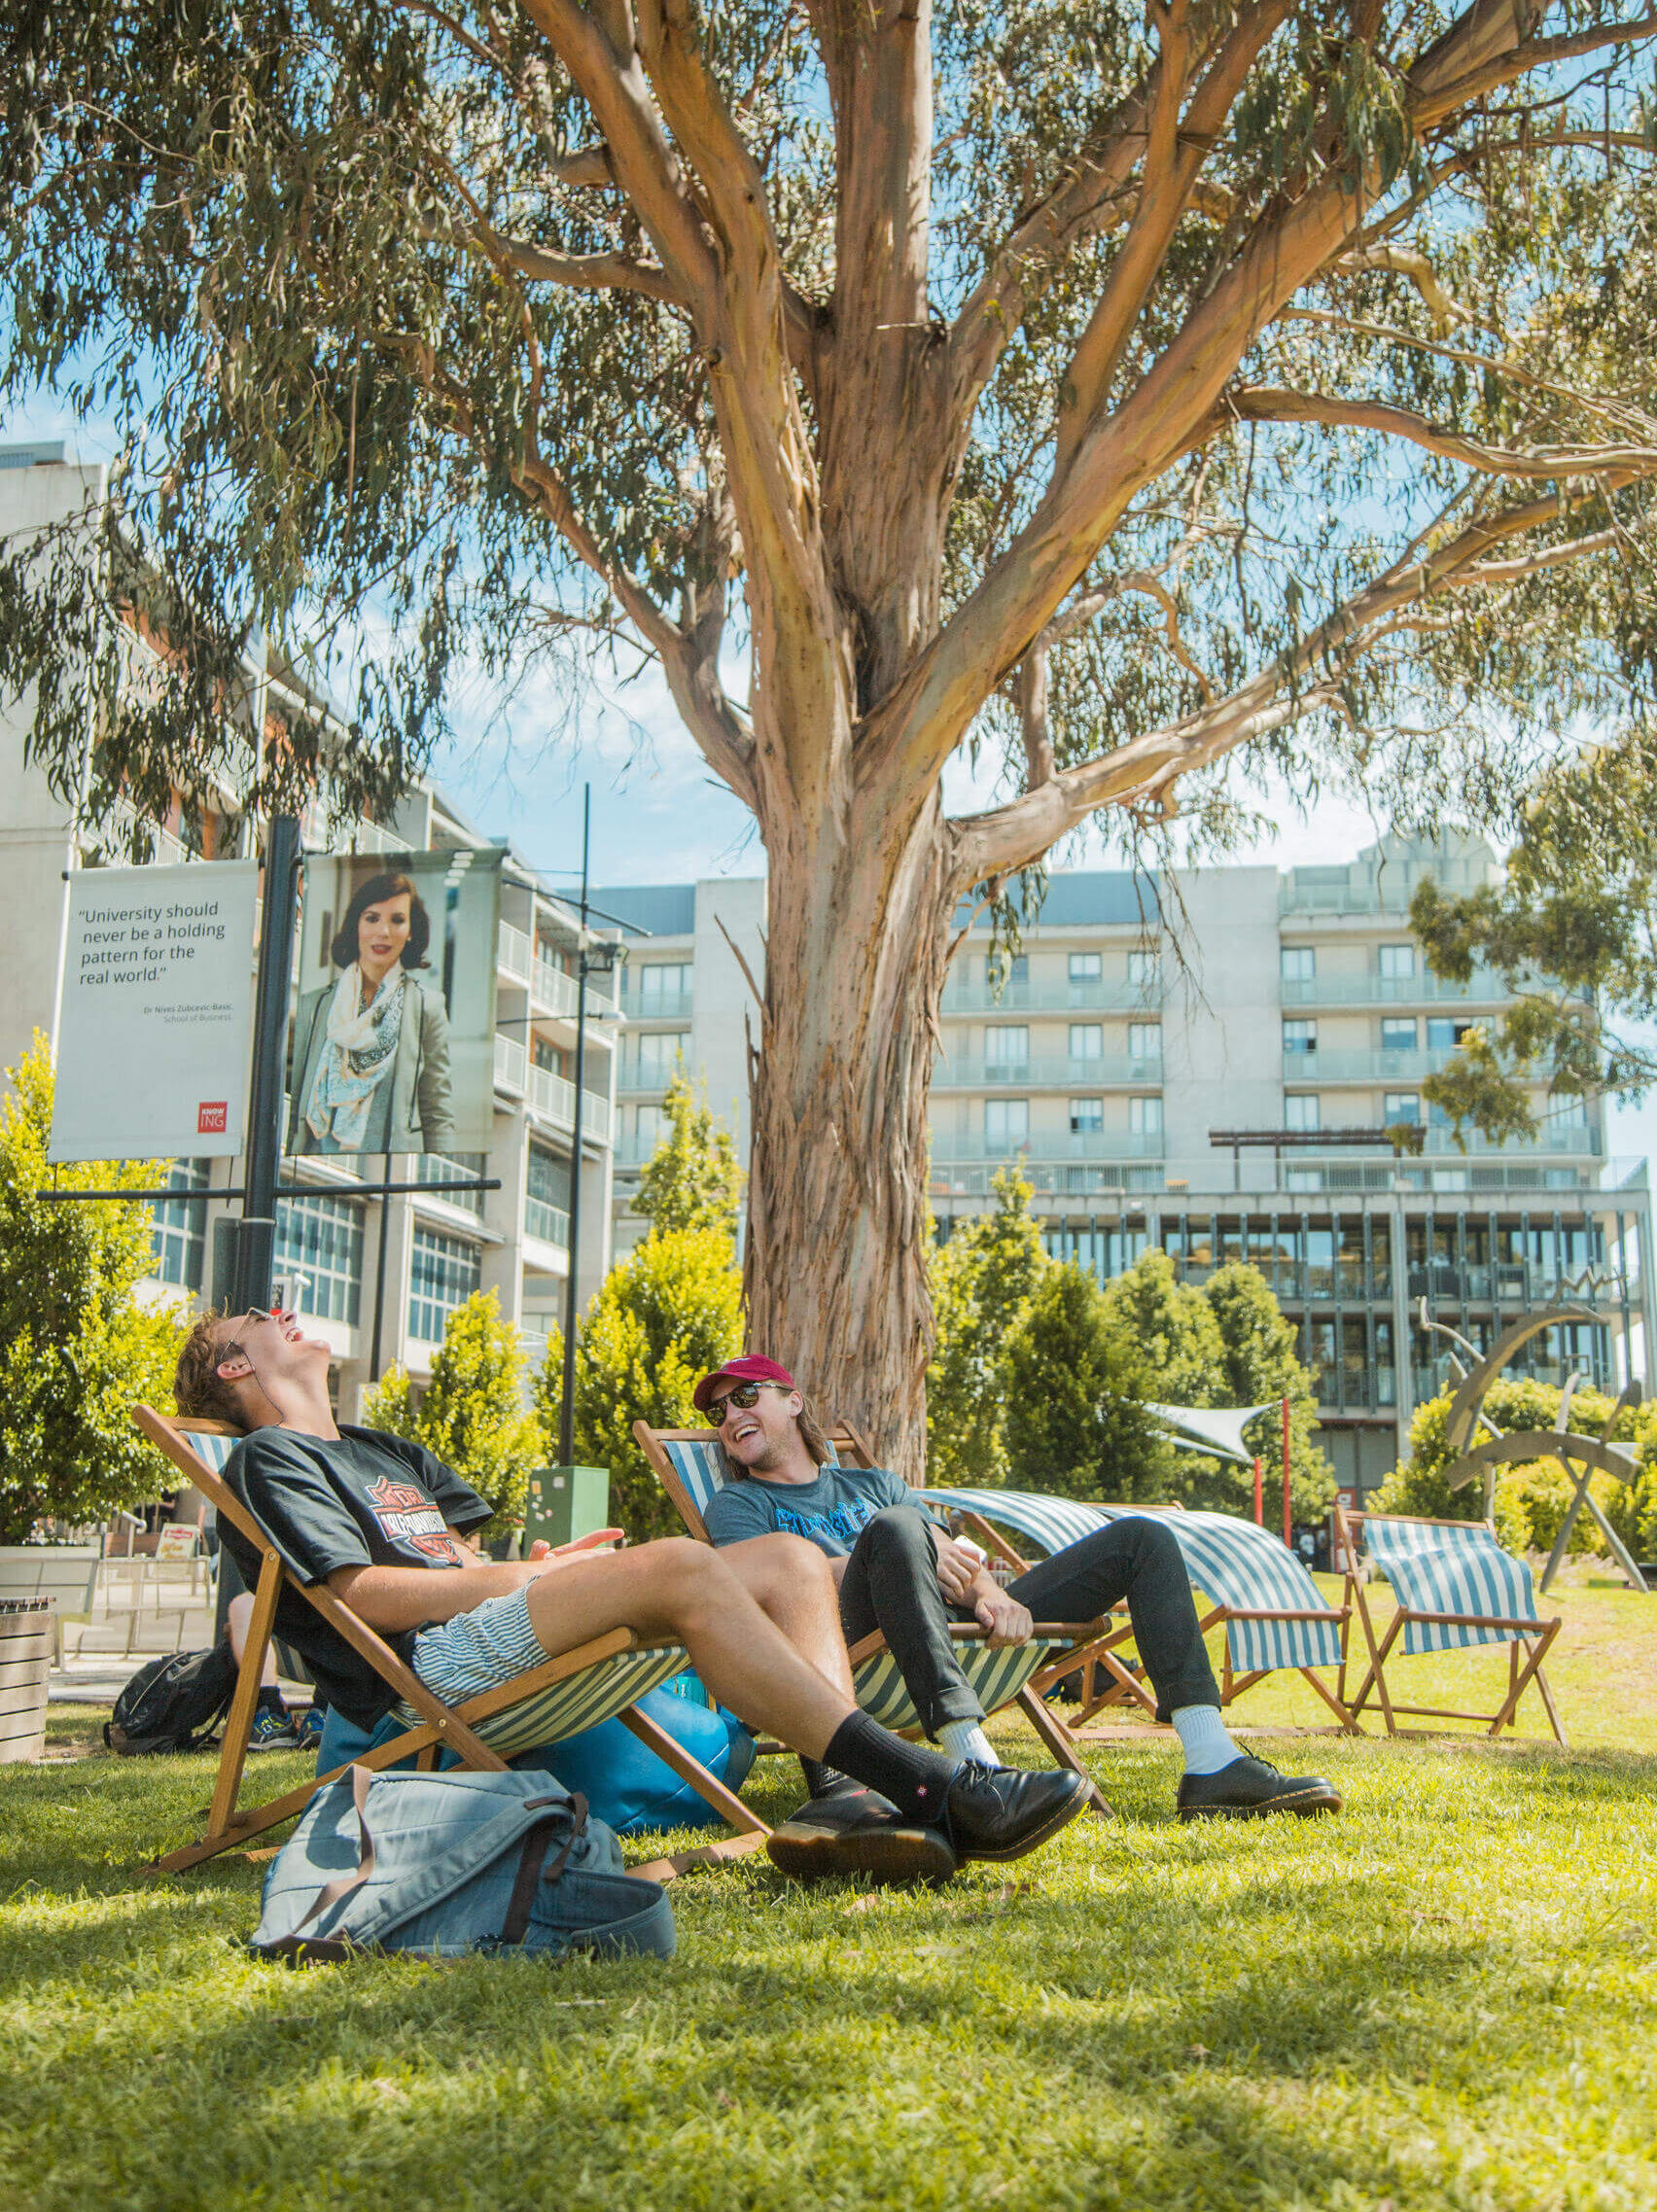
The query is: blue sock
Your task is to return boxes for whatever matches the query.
[1170,1704,1241,1777]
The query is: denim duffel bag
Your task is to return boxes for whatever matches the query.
[251,1764,675,1962]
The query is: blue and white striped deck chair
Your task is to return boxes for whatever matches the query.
[135,1408,758,1882]
[920,1487,1357,1733]
[1337,1504,1566,1744]
[636,1422,1112,1794]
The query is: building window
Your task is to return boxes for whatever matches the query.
[984,1024,1029,1067]
[984,1098,1030,1146]
[1379,943,1417,979]
[149,1159,211,1289]
[1285,1094,1321,1131]
[1281,946,1315,983]
[1129,1096,1163,1136]
[630,1030,688,1080]
[1126,949,1155,987]
[1283,1019,1318,1057]
[407,1228,481,1343]
[1069,952,1103,982]
[1426,1016,1474,1049]
[531,1035,567,1076]
[1070,1097,1104,1133]
[635,1105,663,1149]
[1128,1022,1161,1063]
[639,962,692,1000]
[1384,1091,1422,1125]
[1068,1023,1104,1061]
[1381,1017,1418,1050]
[274,1193,365,1325]
[526,1144,572,1247]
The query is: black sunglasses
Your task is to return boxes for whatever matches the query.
[709,1380,788,1425]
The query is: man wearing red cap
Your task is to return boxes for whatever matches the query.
[695,1356,1342,1825]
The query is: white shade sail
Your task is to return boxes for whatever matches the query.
[1146,1402,1280,1466]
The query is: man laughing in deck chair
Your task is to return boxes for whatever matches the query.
[172,1305,1094,1882]
[695,1356,1342,1823]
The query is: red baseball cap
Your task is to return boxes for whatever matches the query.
[691,1353,798,1414]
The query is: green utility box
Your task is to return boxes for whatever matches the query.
[522,1465,613,1551]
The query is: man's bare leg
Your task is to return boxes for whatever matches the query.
[716,1533,856,1701]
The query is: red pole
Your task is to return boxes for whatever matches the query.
[1252,1456,1263,1526]
[1282,1393,1292,1548]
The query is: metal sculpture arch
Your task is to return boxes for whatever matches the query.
[1422,1301,1650,1595]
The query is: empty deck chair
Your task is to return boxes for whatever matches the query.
[918,1487,1357,1733]
[131,1408,762,1881]
[1335,1504,1566,1744]
[634,1422,1121,1798]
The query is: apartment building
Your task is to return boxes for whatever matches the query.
[601,847,1656,1498]
[1,440,618,1418]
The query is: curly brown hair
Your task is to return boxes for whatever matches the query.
[173,1309,248,1425]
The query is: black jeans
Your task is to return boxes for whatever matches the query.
[835,1506,1221,1738]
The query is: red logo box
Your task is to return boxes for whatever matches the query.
[197,1102,229,1135]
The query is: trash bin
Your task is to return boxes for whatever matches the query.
[0,1598,52,1764]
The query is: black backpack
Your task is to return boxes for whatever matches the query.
[105,1641,239,1755]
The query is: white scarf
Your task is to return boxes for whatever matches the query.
[303,964,405,1149]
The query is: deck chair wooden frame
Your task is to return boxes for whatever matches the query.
[634,1418,1125,1810]
[928,1491,1359,1737]
[131,1407,772,1882]
[1334,1502,1566,1745]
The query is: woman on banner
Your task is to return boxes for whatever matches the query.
[288,870,454,1155]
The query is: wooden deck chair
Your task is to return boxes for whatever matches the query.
[1334,1503,1566,1745]
[918,1487,1359,1735]
[130,1407,773,1882]
[633,1420,1121,1810]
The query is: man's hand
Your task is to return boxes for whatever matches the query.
[973,1587,1034,1648]
[933,1532,985,1602]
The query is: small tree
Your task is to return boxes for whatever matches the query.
[1203,1262,1335,1523]
[927,1169,1051,1486]
[0,1035,184,1544]
[633,1071,743,1242]
[364,1288,544,1538]
[1003,1263,1174,1504]
[538,1227,744,1543]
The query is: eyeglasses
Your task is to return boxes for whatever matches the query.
[709,1380,788,1425]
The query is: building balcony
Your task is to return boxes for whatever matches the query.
[523,1196,570,1250]
[617,1065,682,1096]
[934,1054,1163,1090]
[618,984,695,1020]
[1283,1047,1459,1084]
[493,1034,527,1094]
[932,1131,1165,1163]
[940,978,1160,1015]
[612,1135,655,1169]
[497,920,533,982]
[526,1062,612,1147]
[1279,969,1510,1009]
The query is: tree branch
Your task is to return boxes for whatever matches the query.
[1227,388,1657,478]
[1331,242,1470,331]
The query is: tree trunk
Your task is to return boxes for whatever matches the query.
[743,784,954,1482]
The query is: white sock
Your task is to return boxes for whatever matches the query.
[1170,1704,1242,1777]
[938,1718,998,1767]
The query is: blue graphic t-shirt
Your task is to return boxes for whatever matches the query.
[702,1461,922,1557]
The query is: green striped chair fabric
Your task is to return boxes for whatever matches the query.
[391,1643,689,1757]
[919,1487,1344,1674]
[657,1439,1077,1733]
[1358,1516,1542,1656]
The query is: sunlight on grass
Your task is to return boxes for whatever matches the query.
[5,1585,1655,2211]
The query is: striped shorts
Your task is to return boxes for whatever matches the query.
[411,1588,548,1704]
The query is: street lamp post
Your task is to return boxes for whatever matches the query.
[557,786,622,1466]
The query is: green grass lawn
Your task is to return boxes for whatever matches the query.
[6,1585,1656,2212]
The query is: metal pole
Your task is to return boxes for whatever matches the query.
[557,785,590,1466]
[1282,1392,1292,1548]
[369,1148,394,1383]
[231,814,300,1312]
[1252,1455,1263,1527]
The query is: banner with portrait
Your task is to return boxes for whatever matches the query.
[287,848,503,1158]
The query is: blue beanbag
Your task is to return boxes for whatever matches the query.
[315,1684,756,1837]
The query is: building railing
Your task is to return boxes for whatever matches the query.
[934,1054,1163,1090]
[527,1061,612,1145]
[1285,1046,1460,1084]
[612,1135,656,1168]
[1279,969,1509,1008]
[1186,1258,1619,1310]
[497,920,533,980]
[933,1132,1165,1163]
[618,984,695,1020]
[493,1034,527,1093]
[940,978,1161,1014]
[523,1197,570,1248]
[1278,858,1493,917]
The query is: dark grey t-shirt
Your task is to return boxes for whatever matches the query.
[702,1462,924,1557]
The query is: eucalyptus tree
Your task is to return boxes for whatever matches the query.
[7,0,1657,1468]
